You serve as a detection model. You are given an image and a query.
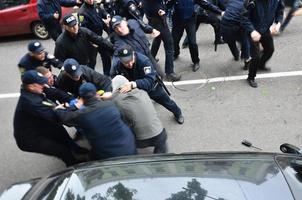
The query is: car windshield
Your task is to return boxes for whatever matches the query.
[276,155,302,200]
[61,158,294,200]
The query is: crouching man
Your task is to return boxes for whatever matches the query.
[111,75,168,153]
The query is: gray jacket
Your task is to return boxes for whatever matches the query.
[112,88,163,140]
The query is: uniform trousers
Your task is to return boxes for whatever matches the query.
[248,31,274,80]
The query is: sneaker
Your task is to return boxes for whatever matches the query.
[166,72,181,81]
[175,114,184,124]
[247,78,258,88]
[192,63,200,72]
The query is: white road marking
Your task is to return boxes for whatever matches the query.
[0,93,20,99]
[164,70,302,86]
[1,71,302,99]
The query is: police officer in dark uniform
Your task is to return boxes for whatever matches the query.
[57,58,112,97]
[13,70,87,166]
[110,15,165,77]
[244,0,284,87]
[182,2,225,49]
[78,0,112,75]
[111,45,184,124]
[55,82,136,160]
[37,0,81,41]
[18,41,62,75]
[166,0,223,72]
[220,0,251,69]
[143,0,181,81]
[54,13,113,69]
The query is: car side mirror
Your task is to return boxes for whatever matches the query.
[280,143,302,155]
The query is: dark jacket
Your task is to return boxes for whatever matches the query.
[78,2,108,36]
[54,27,113,66]
[111,52,157,92]
[18,53,62,75]
[221,0,246,27]
[13,88,63,144]
[113,19,153,57]
[55,97,136,159]
[244,0,284,34]
[142,0,165,19]
[37,0,77,27]
[167,0,222,21]
[57,65,112,97]
[43,86,74,104]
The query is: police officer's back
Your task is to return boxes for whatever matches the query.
[55,82,136,159]
[14,70,85,166]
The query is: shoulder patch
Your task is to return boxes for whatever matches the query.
[79,15,84,22]
[143,66,152,74]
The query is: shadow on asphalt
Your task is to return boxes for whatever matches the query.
[0,34,49,43]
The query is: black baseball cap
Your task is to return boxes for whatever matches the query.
[110,15,124,29]
[79,82,96,99]
[62,13,77,27]
[22,70,48,85]
[117,46,134,63]
[28,41,45,53]
[63,58,82,77]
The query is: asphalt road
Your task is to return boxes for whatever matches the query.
[1,16,302,193]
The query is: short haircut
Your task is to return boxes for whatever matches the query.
[36,66,50,76]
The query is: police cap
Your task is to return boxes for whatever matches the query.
[63,58,82,77]
[110,15,124,29]
[62,13,77,27]
[116,45,134,63]
[79,82,96,99]
[22,70,48,85]
[28,41,45,53]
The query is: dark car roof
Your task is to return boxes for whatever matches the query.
[57,152,298,200]
[6,152,302,200]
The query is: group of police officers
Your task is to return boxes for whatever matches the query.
[13,0,291,165]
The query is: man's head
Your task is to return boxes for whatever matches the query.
[112,75,129,92]
[111,15,129,36]
[28,41,46,61]
[116,45,135,69]
[63,58,83,81]
[79,82,96,100]
[62,14,79,35]
[36,67,54,86]
[22,70,48,94]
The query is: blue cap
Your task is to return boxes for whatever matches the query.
[22,70,48,85]
[63,13,77,27]
[79,82,96,99]
[63,58,82,77]
[116,45,134,63]
[28,41,44,53]
[110,15,124,29]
